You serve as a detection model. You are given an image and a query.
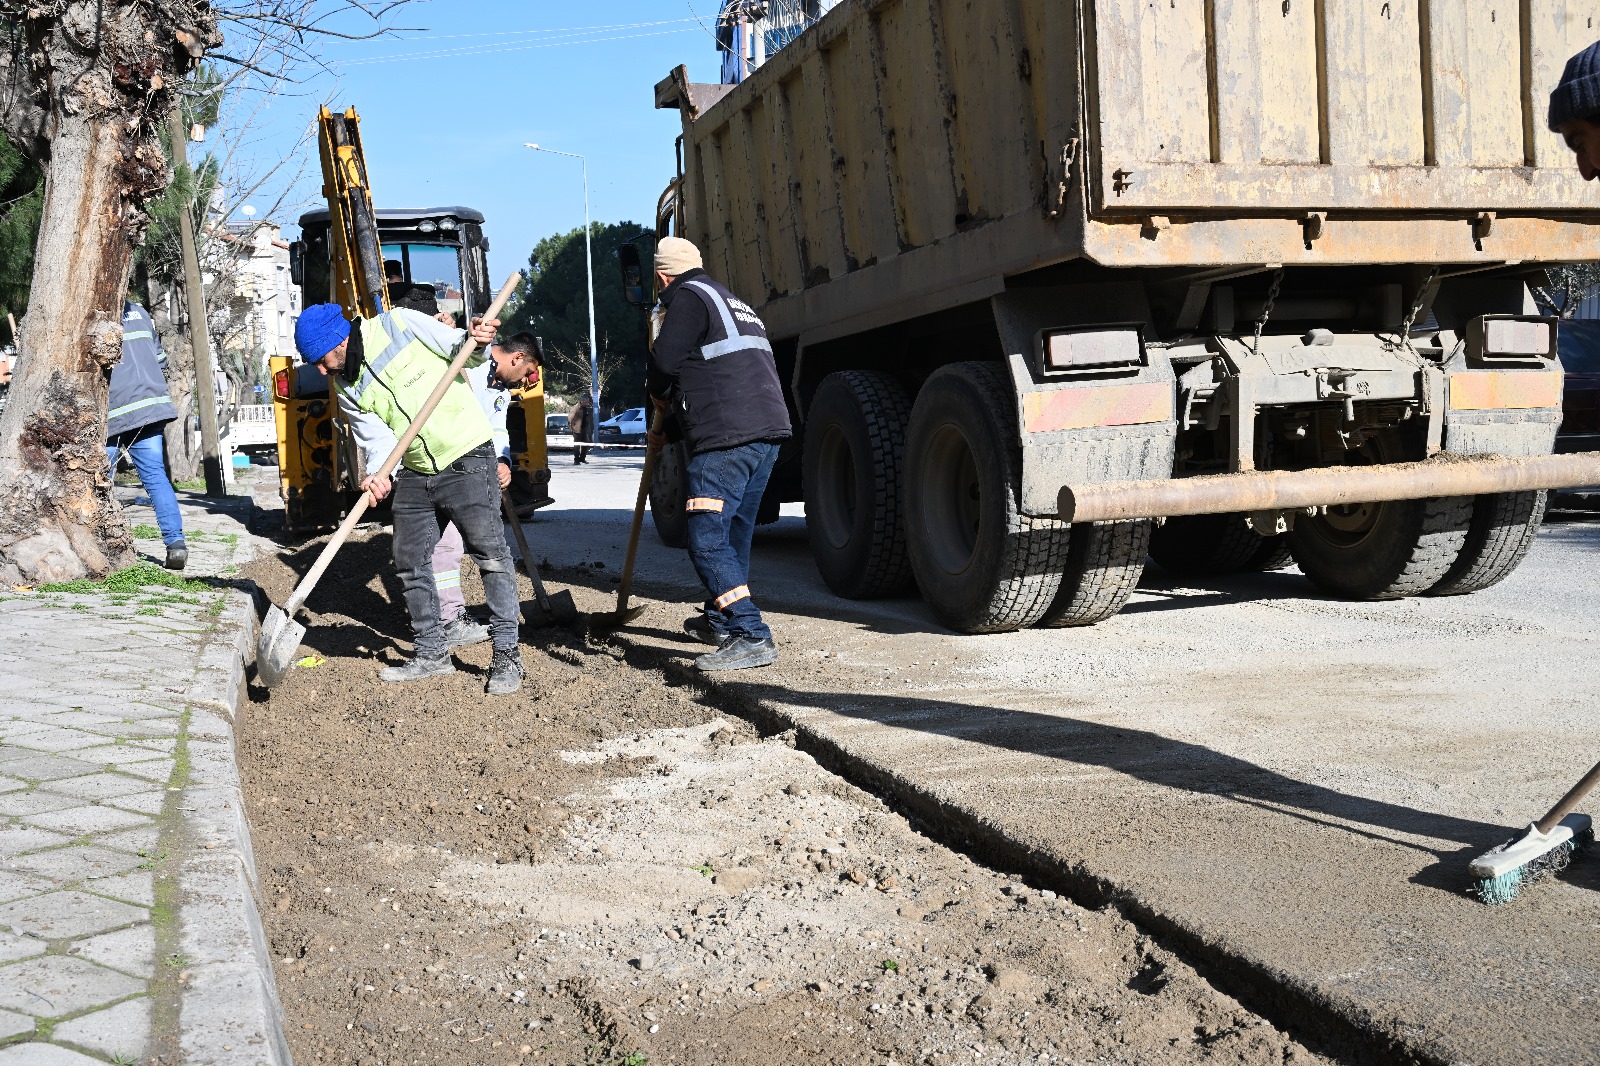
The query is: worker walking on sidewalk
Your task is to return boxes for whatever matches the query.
[293,303,525,695]
[645,237,791,671]
[107,300,186,571]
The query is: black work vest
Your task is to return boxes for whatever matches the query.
[674,276,792,454]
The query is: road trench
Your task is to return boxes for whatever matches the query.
[240,532,1332,1066]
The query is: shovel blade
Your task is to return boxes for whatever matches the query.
[256,605,307,689]
[586,604,646,631]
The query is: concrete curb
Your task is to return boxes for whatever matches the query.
[604,633,1410,1066]
[178,588,294,1066]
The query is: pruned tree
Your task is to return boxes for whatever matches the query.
[1533,264,1600,320]
[0,0,413,584]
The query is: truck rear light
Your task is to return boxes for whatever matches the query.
[1468,315,1555,364]
[1041,328,1143,373]
[273,368,290,399]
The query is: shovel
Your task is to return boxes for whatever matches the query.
[588,406,667,630]
[500,490,578,626]
[256,273,523,688]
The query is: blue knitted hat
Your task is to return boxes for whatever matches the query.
[1549,40,1600,130]
[294,304,351,363]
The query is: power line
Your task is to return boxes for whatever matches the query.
[334,26,698,67]
[354,17,700,47]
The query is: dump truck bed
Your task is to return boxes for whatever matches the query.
[658,0,1600,343]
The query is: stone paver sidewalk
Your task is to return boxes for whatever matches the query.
[0,486,288,1064]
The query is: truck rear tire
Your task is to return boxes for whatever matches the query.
[1426,490,1547,597]
[1289,495,1473,599]
[1149,513,1282,575]
[905,362,1069,633]
[649,440,690,549]
[803,370,914,598]
[1038,520,1151,627]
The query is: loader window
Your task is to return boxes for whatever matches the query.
[380,243,465,318]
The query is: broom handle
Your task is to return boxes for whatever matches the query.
[284,273,522,615]
[615,405,667,613]
[1536,758,1600,834]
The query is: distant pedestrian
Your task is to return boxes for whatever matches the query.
[645,236,791,671]
[107,301,186,570]
[568,394,592,465]
[1551,41,1600,180]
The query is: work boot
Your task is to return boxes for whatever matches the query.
[442,614,491,648]
[164,539,188,571]
[379,654,455,683]
[682,612,726,646]
[486,647,524,696]
[695,636,778,672]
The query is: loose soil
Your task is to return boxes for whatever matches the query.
[240,533,1328,1066]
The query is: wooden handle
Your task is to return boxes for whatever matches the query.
[501,490,551,611]
[614,406,668,612]
[1537,758,1600,834]
[283,273,522,615]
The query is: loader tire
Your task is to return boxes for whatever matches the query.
[1038,520,1151,627]
[905,362,1069,633]
[1426,490,1547,597]
[649,440,690,549]
[1290,495,1473,600]
[803,371,914,598]
[1149,513,1276,575]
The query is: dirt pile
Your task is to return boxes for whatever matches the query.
[240,535,1325,1065]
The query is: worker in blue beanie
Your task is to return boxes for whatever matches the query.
[294,301,526,696]
[1551,40,1600,180]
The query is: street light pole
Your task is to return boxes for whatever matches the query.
[524,144,599,435]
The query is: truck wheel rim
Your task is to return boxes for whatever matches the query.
[814,422,857,550]
[922,422,981,575]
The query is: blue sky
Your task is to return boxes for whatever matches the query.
[237,1,726,284]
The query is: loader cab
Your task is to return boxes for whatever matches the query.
[276,206,550,533]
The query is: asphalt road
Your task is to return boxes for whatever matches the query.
[524,452,1600,1065]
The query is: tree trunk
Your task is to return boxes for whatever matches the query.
[0,1,220,584]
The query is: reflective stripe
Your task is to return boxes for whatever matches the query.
[683,280,772,359]
[714,585,751,610]
[349,312,422,402]
[107,395,172,421]
[121,330,154,342]
[434,569,461,589]
[686,497,725,513]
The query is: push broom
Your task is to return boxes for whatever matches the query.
[1469,759,1600,904]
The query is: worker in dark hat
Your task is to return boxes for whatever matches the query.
[644,236,791,672]
[1551,40,1600,179]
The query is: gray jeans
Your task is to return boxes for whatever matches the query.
[392,444,518,658]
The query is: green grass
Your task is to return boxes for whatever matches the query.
[130,524,161,539]
[174,479,206,491]
[40,563,209,596]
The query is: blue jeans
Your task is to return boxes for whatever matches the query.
[686,440,780,642]
[391,444,519,659]
[107,424,184,546]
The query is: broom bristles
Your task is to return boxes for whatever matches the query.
[1471,823,1594,905]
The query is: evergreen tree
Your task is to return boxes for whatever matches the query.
[0,134,43,335]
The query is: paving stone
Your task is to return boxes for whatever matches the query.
[0,890,145,941]
[0,1007,32,1040]
[44,774,155,802]
[86,871,153,908]
[53,996,150,1061]
[0,870,50,904]
[58,745,169,769]
[0,1041,108,1064]
[94,825,160,857]
[0,955,143,1017]
[3,729,110,754]
[0,791,85,817]
[8,845,145,884]
[114,759,175,784]
[0,754,99,782]
[0,928,47,964]
[117,722,179,739]
[41,712,124,730]
[22,805,149,838]
[0,826,73,858]
[69,923,156,979]
[103,790,166,817]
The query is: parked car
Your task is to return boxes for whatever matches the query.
[597,407,648,445]
[545,412,575,452]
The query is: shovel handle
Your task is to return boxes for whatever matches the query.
[614,406,667,614]
[282,273,522,616]
[501,490,552,612]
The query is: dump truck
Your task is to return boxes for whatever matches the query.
[645,2,1600,633]
[272,108,552,535]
